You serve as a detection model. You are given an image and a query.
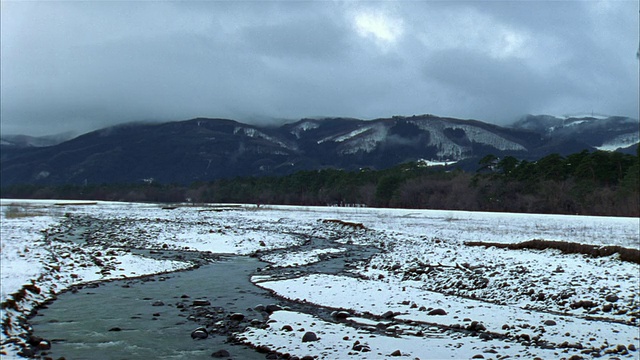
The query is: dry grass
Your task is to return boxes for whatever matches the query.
[465,239,640,264]
[3,205,45,219]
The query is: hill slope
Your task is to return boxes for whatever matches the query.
[1,114,637,185]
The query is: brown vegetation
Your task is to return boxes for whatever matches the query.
[465,239,640,264]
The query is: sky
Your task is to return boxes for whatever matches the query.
[1,1,638,137]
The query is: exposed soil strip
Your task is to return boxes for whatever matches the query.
[464,239,640,264]
[53,202,98,206]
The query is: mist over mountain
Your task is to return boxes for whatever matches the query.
[1,114,638,186]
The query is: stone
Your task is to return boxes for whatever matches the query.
[543,320,557,326]
[332,311,351,319]
[26,335,44,347]
[468,321,486,332]
[211,349,231,358]
[17,348,35,357]
[191,327,209,339]
[301,331,318,342]
[382,310,396,319]
[37,340,52,350]
[428,308,447,316]
[265,304,282,313]
[192,299,211,306]
[352,342,371,352]
[390,350,402,356]
[229,313,245,321]
[281,325,293,332]
[605,294,619,303]
[108,327,122,332]
[151,300,164,306]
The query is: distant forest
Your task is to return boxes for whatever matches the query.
[2,149,638,217]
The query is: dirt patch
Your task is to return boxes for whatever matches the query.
[464,239,640,264]
[54,202,98,206]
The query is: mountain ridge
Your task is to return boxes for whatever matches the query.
[1,114,638,186]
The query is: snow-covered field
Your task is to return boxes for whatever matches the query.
[1,199,638,359]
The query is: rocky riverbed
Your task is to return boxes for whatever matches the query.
[1,200,639,359]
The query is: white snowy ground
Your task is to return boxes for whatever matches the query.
[1,199,638,359]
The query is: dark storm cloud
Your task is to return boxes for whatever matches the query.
[1,1,637,136]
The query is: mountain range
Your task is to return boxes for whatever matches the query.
[1,114,638,186]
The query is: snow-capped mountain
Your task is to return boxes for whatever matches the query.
[1,114,637,186]
[512,114,639,154]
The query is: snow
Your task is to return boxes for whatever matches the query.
[407,118,526,158]
[416,159,458,167]
[1,200,638,358]
[328,127,374,143]
[233,126,295,150]
[447,124,526,151]
[290,120,320,138]
[239,310,564,359]
[260,248,347,268]
[0,215,57,303]
[596,132,640,151]
[561,114,610,120]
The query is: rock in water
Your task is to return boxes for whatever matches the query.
[192,299,211,306]
[37,340,51,350]
[191,327,208,339]
[265,304,282,313]
[211,349,231,358]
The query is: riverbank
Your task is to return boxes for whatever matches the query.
[1,200,638,358]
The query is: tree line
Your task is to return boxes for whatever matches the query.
[2,149,638,217]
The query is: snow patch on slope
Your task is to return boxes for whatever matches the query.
[406,119,526,159]
[451,124,525,151]
[234,127,295,150]
[289,121,320,139]
[337,124,389,154]
[597,133,639,151]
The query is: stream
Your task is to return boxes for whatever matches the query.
[29,225,381,359]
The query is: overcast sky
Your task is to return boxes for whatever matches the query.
[1,1,638,136]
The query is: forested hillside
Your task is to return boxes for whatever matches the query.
[2,149,638,217]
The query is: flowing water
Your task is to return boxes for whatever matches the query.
[30,232,382,359]
[31,256,273,360]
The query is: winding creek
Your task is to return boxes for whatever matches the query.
[30,257,273,359]
[28,223,381,359]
